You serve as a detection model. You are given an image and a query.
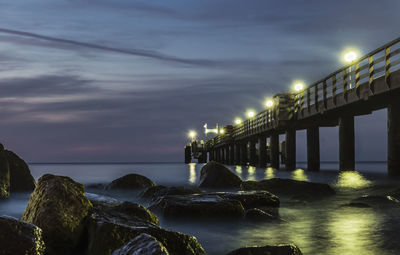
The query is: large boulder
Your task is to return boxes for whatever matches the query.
[87,197,206,255]
[241,178,335,200]
[143,186,203,201]
[141,185,167,199]
[111,233,169,255]
[0,216,45,255]
[344,195,400,209]
[0,144,10,199]
[226,244,302,255]
[5,150,36,191]
[199,161,242,189]
[244,208,276,222]
[214,191,280,209]
[22,174,93,255]
[149,194,245,219]
[106,174,156,190]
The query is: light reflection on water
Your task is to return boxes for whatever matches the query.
[3,162,399,255]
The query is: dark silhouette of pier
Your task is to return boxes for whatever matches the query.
[185,37,400,176]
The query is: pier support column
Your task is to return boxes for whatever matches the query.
[234,143,241,165]
[286,128,296,171]
[307,126,320,171]
[339,115,355,171]
[184,146,191,164]
[258,135,267,168]
[240,142,247,165]
[222,147,227,164]
[388,102,400,176]
[249,139,257,166]
[216,148,220,162]
[229,145,235,165]
[270,133,279,169]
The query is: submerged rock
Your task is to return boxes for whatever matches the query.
[5,150,36,191]
[226,244,302,255]
[241,178,335,200]
[106,174,156,190]
[87,197,206,255]
[149,194,245,219]
[346,195,400,209]
[22,174,93,255]
[0,216,45,255]
[0,144,10,199]
[141,185,167,199]
[214,190,280,209]
[111,233,169,255]
[199,161,242,189]
[244,208,276,221]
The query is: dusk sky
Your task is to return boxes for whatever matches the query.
[0,0,399,162]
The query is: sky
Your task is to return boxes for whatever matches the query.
[0,0,399,163]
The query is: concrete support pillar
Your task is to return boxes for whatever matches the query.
[285,128,296,171]
[270,133,279,169]
[240,142,247,165]
[388,102,400,176]
[307,126,320,171]
[209,150,214,161]
[229,145,235,165]
[222,147,226,164]
[258,135,267,168]
[249,139,257,166]
[184,146,191,164]
[234,144,241,165]
[339,115,355,171]
[216,148,220,162]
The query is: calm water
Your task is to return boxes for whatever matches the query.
[1,162,400,255]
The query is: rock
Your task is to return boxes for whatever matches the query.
[88,194,160,227]
[215,191,280,209]
[106,174,156,190]
[149,194,245,219]
[86,183,106,189]
[87,198,206,255]
[0,144,10,199]
[22,174,93,255]
[241,178,335,200]
[347,195,400,209]
[5,150,36,191]
[226,244,302,255]
[141,185,167,199]
[198,161,242,189]
[0,215,45,255]
[244,208,276,221]
[111,233,169,255]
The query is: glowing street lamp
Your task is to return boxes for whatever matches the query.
[265,99,274,108]
[219,128,225,135]
[188,130,197,140]
[344,51,357,63]
[234,118,242,125]
[246,110,255,118]
[293,82,305,92]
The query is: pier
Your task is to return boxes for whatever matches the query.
[185,37,400,176]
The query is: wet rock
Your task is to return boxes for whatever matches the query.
[5,150,36,191]
[215,190,280,209]
[0,144,10,199]
[347,195,400,209]
[106,174,156,190]
[141,185,167,199]
[199,161,242,189]
[0,215,45,255]
[151,186,203,200]
[244,208,276,221]
[241,178,335,200]
[226,244,302,255]
[87,198,206,255]
[22,174,93,255]
[111,233,169,255]
[88,194,160,227]
[149,194,245,219]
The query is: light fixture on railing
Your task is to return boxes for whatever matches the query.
[344,51,357,63]
[219,128,225,134]
[246,110,255,118]
[188,130,197,140]
[234,118,242,125]
[293,81,305,92]
[265,99,274,108]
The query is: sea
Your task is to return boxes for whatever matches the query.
[1,161,400,255]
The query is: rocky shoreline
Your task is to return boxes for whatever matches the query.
[1,147,399,255]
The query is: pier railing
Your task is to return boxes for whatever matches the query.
[206,37,400,147]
